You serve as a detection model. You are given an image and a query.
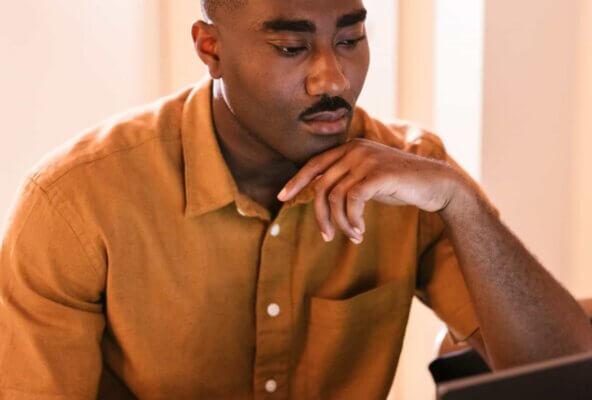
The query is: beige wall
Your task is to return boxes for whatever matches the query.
[481,0,582,288]
[160,0,206,92]
[570,0,592,298]
[434,0,484,179]
[397,0,435,130]
[0,0,163,226]
[357,0,399,121]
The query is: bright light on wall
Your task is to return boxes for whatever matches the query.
[434,0,485,180]
[357,1,398,121]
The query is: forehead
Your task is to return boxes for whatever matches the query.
[242,0,366,31]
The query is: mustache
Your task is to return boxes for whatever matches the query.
[299,96,353,120]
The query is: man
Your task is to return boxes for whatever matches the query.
[0,0,590,398]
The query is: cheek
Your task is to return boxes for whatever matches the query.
[247,73,304,121]
[251,63,305,105]
[221,64,302,135]
[349,49,371,96]
[229,52,303,108]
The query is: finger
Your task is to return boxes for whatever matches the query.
[314,185,334,242]
[346,175,408,229]
[277,144,350,201]
[346,176,378,235]
[312,158,353,241]
[328,171,366,243]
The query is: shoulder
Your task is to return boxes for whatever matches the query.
[29,85,194,192]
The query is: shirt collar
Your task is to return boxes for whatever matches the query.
[182,79,236,218]
[181,79,367,218]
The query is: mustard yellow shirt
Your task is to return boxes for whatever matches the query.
[0,80,479,399]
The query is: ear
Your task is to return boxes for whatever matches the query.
[192,20,222,79]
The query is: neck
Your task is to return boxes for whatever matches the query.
[211,80,298,214]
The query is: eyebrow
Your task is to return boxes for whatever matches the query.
[262,19,316,33]
[336,8,367,28]
[260,8,367,33]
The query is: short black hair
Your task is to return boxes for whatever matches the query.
[200,0,246,21]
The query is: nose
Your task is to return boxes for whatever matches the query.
[305,47,351,98]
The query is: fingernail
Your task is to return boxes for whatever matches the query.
[277,188,287,201]
[321,231,331,242]
[350,236,363,245]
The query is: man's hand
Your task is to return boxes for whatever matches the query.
[279,137,592,369]
[277,138,464,243]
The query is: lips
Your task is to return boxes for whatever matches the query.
[301,108,350,135]
[302,108,349,122]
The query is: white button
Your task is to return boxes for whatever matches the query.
[270,223,280,237]
[265,379,277,393]
[267,303,280,317]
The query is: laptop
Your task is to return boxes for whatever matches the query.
[437,351,592,400]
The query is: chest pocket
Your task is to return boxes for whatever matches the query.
[303,279,413,399]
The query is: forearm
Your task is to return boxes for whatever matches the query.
[441,182,592,369]
[278,136,592,369]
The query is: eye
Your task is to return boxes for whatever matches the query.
[337,36,367,48]
[274,45,308,57]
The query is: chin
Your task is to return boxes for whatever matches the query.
[290,132,348,166]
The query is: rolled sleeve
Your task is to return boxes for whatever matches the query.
[415,224,480,343]
[0,179,105,399]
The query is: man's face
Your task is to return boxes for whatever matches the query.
[215,0,370,164]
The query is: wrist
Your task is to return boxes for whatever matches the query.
[439,175,479,224]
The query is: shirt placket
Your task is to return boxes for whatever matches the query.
[252,208,296,399]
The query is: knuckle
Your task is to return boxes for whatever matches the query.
[361,156,378,169]
[328,190,342,205]
[349,140,366,152]
[347,188,362,201]
[313,177,327,194]
[307,156,323,171]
